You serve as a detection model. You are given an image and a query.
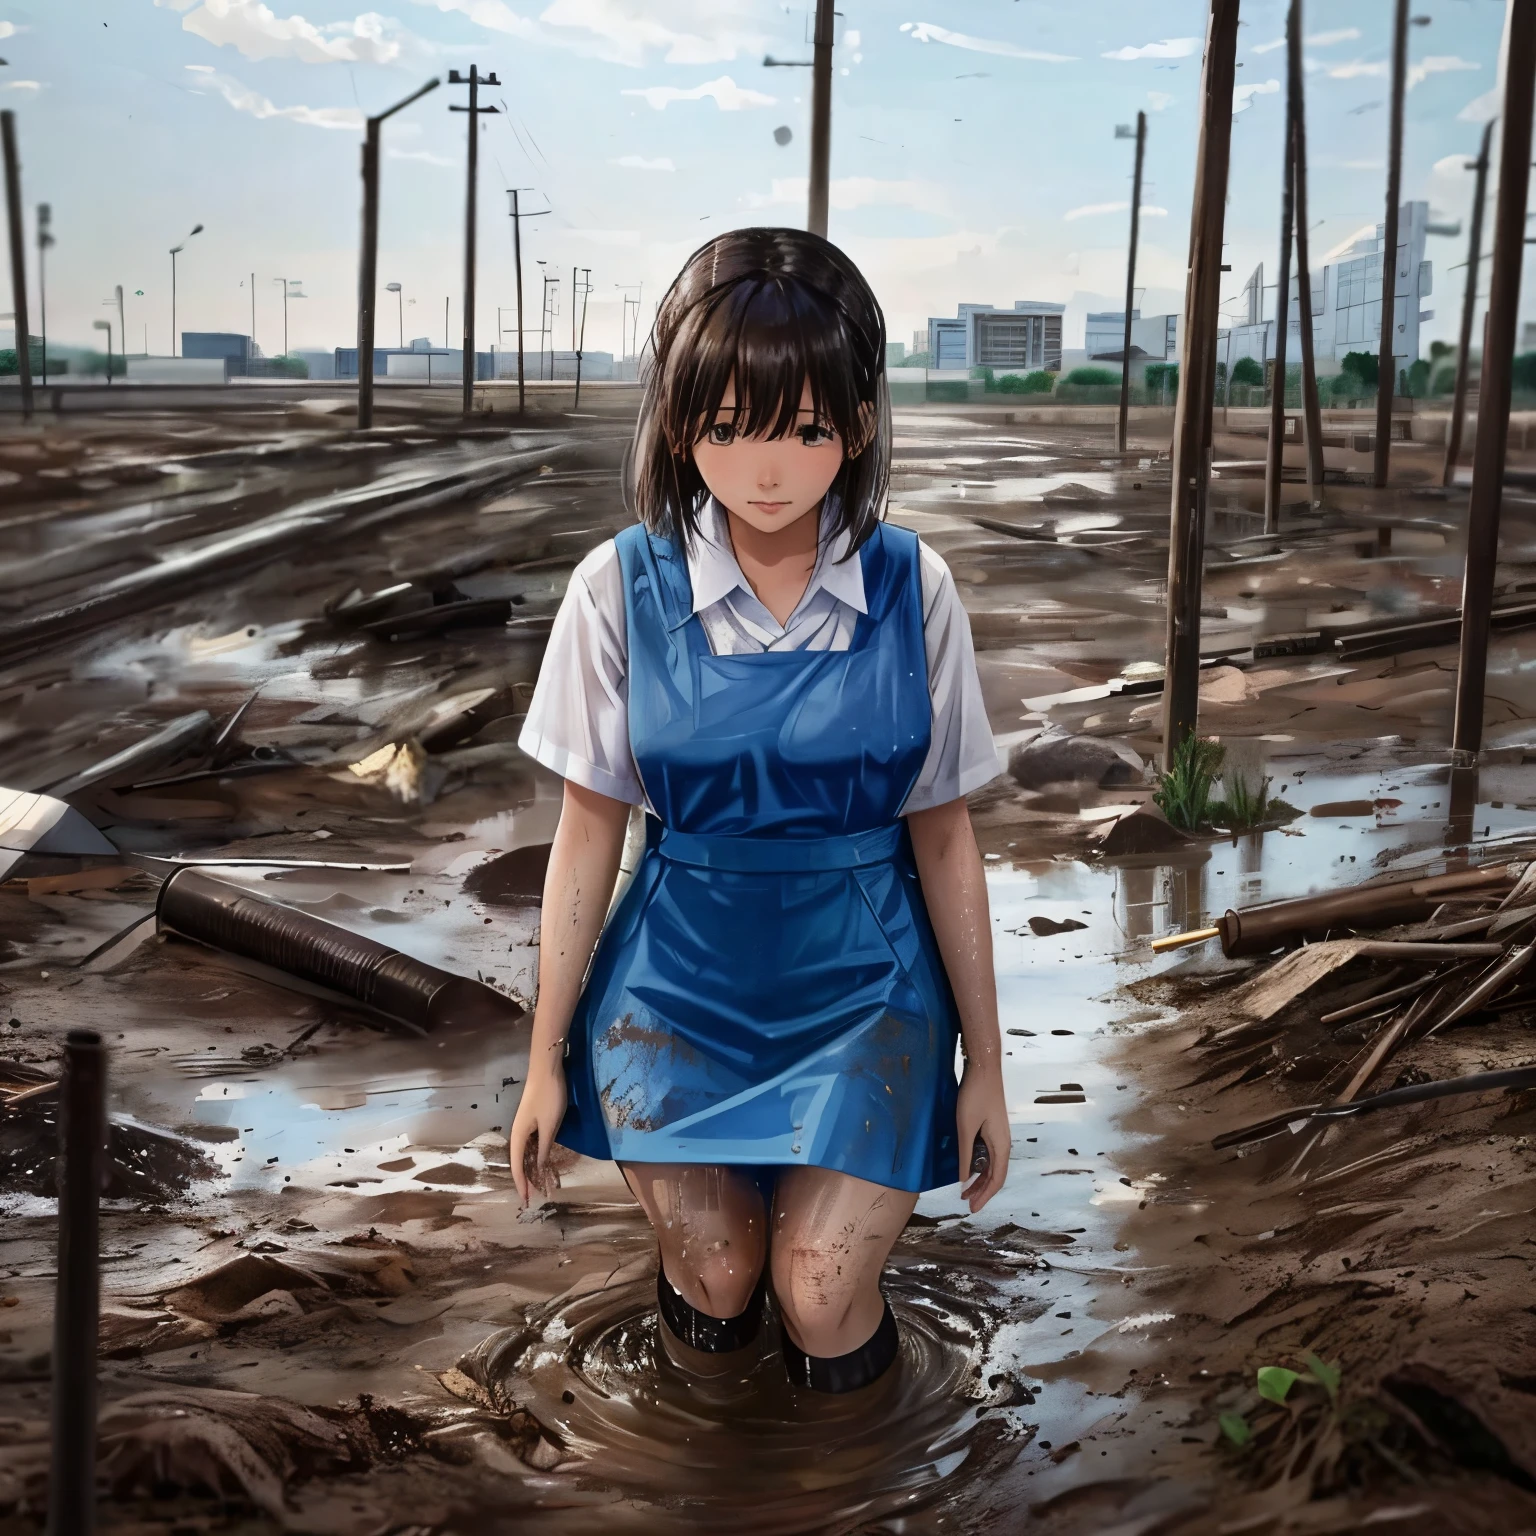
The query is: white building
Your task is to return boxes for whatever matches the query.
[927,300,1065,374]
[1083,309,1181,369]
[1221,200,1455,378]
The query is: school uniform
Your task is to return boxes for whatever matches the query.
[518,498,999,1194]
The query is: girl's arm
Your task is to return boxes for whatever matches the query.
[507,779,632,1203]
[907,796,1010,1212]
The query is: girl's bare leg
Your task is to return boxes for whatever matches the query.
[770,1167,918,1359]
[620,1161,767,1319]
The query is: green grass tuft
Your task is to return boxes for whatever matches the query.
[1153,734,1225,832]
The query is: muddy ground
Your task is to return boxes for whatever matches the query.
[0,397,1534,1534]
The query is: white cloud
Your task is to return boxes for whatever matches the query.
[611,154,675,170]
[388,147,455,165]
[2,80,44,92]
[622,75,773,110]
[1250,37,1284,55]
[744,175,950,216]
[407,0,539,43]
[184,64,363,128]
[1233,77,1281,112]
[565,228,641,245]
[1147,90,1174,112]
[1308,28,1361,47]
[1459,84,1499,122]
[1327,59,1386,80]
[1063,200,1168,222]
[1103,37,1199,62]
[0,21,17,38]
[898,21,1075,63]
[1408,55,1479,90]
[1323,223,1379,262]
[166,0,405,64]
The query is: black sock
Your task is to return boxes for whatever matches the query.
[656,1265,765,1353]
[782,1297,900,1393]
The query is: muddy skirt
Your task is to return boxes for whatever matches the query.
[554,820,962,1194]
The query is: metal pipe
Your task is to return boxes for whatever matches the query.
[2,112,34,421]
[48,1029,104,1536]
[1116,112,1147,455]
[807,0,834,238]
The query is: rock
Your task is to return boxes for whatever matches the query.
[1026,916,1088,937]
[1007,734,1143,792]
[1095,803,1193,856]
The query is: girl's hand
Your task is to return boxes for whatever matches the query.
[956,1063,1009,1213]
[508,1063,567,1207]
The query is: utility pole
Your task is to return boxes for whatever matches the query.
[506,188,549,416]
[168,223,203,359]
[573,266,591,409]
[386,282,403,347]
[1373,0,1410,488]
[1159,0,1240,770]
[1452,5,1536,758]
[92,319,112,387]
[36,202,50,387]
[356,76,439,430]
[538,265,556,380]
[250,271,256,355]
[1289,0,1324,506]
[2,112,34,420]
[274,277,290,358]
[115,285,125,370]
[807,0,834,238]
[1116,113,1147,454]
[449,65,501,417]
[1443,118,1494,487]
[1264,10,1299,535]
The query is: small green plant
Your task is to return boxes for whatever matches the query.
[993,369,1054,395]
[1218,1410,1252,1446]
[1256,1365,1301,1404]
[1062,365,1120,388]
[1153,734,1224,832]
[1230,355,1264,388]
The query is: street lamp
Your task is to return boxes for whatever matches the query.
[273,277,305,360]
[36,203,52,386]
[385,282,403,348]
[169,223,204,356]
[92,318,113,387]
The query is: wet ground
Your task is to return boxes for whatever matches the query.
[1,400,1535,1532]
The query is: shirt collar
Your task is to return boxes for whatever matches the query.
[687,497,867,617]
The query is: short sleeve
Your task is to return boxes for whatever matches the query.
[900,541,1001,815]
[516,541,646,806]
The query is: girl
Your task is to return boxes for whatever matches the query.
[510,228,1008,1396]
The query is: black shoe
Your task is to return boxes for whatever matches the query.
[782,1297,900,1393]
[656,1264,766,1353]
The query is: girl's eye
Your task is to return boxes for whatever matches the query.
[798,424,835,447]
[708,422,735,445]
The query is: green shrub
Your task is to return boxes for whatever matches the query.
[1230,355,1263,387]
[1153,734,1224,832]
[992,370,1054,395]
[1340,350,1378,389]
[1512,352,1536,394]
[1144,361,1179,398]
[1063,365,1120,388]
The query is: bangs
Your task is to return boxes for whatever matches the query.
[626,227,891,554]
[666,280,872,453]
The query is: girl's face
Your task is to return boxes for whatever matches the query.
[690,380,844,538]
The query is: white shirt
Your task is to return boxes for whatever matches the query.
[518,499,1000,816]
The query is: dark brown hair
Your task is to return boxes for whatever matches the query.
[626,227,890,555]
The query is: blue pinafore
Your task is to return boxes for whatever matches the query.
[555,519,962,1193]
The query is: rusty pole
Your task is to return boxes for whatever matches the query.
[450,66,501,418]
[1,111,34,421]
[1116,112,1147,454]
[47,1030,105,1536]
[1443,119,1494,488]
[1263,40,1297,537]
[1452,5,1536,757]
[1289,0,1324,504]
[1373,0,1410,488]
[807,0,834,238]
[1160,0,1241,771]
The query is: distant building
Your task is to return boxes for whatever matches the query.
[1221,200,1453,377]
[885,341,906,367]
[295,350,336,380]
[1084,310,1180,368]
[927,301,1065,374]
[182,332,251,376]
[336,338,495,380]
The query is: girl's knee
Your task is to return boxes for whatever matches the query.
[771,1239,864,1353]
[666,1246,763,1319]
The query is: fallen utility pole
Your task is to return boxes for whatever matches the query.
[1263,28,1298,537]
[449,65,501,419]
[1442,119,1495,488]
[1453,5,1536,757]
[1116,112,1147,455]
[356,77,439,431]
[807,0,834,238]
[1288,0,1324,503]
[1372,0,1410,488]
[48,1030,104,1536]
[1160,0,1240,769]
[1,111,34,421]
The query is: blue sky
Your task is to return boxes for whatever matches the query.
[1,0,1511,360]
